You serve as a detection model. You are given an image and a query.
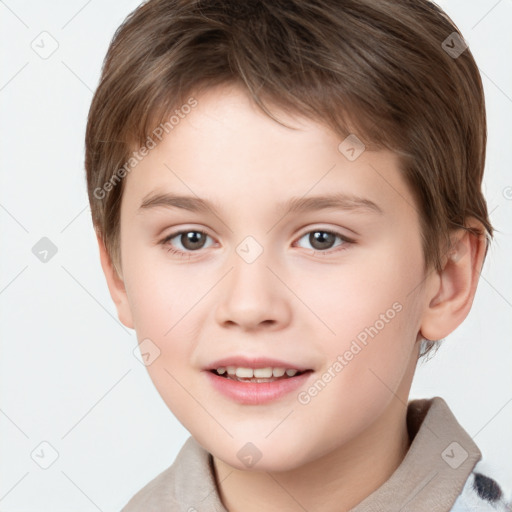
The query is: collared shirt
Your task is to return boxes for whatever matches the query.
[122,397,510,511]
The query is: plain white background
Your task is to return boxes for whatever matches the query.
[0,1,511,510]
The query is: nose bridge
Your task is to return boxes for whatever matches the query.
[228,236,276,302]
[214,235,291,330]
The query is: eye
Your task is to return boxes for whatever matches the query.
[294,229,353,253]
[161,229,215,257]
[160,227,354,258]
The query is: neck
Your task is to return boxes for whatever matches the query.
[212,397,412,512]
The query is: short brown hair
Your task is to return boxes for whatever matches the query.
[85,0,493,355]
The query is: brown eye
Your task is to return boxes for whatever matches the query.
[162,230,213,255]
[309,231,337,250]
[179,231,208,250]
[295,229,353,253]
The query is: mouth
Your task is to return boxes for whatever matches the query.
[205,365,314,405]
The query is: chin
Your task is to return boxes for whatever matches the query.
[206,437,311,473]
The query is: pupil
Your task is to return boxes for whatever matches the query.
[182,231,205,250]
[311,231,335,250]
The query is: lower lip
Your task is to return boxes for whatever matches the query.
[204,370,313,405]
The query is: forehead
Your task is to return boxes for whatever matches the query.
[121,85,418,224]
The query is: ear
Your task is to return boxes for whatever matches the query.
[420,218,488,341]
[96,232,134,329]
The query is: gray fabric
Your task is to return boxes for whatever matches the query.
[122,396,482,511]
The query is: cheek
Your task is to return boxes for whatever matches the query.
[310,243,421,343]
[121,251,207,424]
[294,296,420,457]
[122,240,200,333]
[306,243,423,397]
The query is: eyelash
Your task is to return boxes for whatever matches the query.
[160,228,355,259]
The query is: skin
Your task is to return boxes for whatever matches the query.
[98,83,486,512]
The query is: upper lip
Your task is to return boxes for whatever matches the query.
[204,356,312,372]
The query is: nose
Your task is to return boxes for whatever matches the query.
[214,250,292,332]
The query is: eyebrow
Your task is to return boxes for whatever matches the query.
[138,191,383,216]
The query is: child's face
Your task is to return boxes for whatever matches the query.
[115,84,431,470]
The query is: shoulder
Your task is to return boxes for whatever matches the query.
[450,461,512,512]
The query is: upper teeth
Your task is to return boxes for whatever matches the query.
[217,367,299,378]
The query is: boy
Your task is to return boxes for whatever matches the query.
[85,0,510,510]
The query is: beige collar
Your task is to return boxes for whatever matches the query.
[351,396,481,511]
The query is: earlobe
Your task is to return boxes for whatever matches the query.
[420,219,487,342]
[96,232,134,329]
